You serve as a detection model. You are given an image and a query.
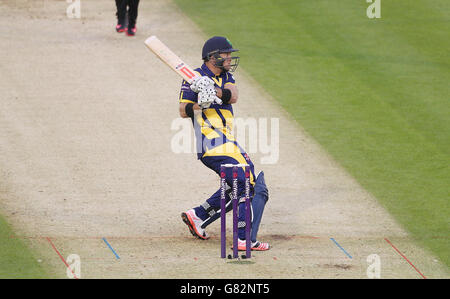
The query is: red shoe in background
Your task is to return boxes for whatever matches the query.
[126,26,137,36]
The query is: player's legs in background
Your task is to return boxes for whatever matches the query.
[126,0,140,36]
[115,0,127,32]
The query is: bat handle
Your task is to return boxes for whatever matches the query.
[187,75,200,85]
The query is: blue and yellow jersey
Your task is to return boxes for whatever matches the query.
[179,63,241,159]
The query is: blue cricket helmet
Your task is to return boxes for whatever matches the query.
[202,36,240,72]
[202,36,238,59]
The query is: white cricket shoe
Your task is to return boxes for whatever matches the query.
[181,209,210,240]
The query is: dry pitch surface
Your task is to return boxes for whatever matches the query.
[0,0,448,278]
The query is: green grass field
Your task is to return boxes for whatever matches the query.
[0,217,48,278]
[174,0,450,266]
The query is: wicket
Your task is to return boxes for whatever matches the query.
[220,164,252,259]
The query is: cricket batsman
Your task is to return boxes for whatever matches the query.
[179,36,270,251]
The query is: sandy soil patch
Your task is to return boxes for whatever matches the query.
[0,0,447,278]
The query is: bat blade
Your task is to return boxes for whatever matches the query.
[144,35,199,84]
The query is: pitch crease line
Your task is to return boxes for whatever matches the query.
[102,237,120,260]
[384,238,426,279]
[330,238,352,259]
[46,237,78,279]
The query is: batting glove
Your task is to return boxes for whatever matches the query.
[198,88,222,109]
[190,76,215,93]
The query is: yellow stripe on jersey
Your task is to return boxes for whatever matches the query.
[203,108,234,131]
[179,90,184,102]
[211,77,222,87]
[180,99,196,104]
[200,108,235,142]
[194,113,204,127]
[219,109,234,132]
[194,113,221,139]
[203,142,255,185]
[203,108,225,129]
[202,127,220,139]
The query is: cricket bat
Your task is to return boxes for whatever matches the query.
[144,35,199,84]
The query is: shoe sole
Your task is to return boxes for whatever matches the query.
[181,212,209,240]
[250,246,270,251]
[235,244,271,251]
[126,29,136,36]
